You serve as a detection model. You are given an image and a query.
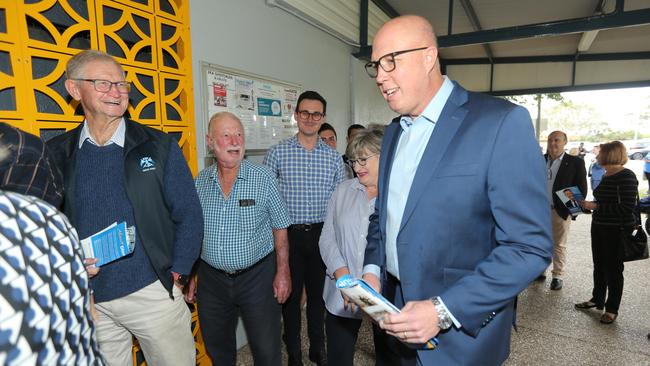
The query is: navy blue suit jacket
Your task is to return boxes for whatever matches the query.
[364,82,552,365]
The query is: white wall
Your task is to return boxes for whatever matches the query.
[190,0,389,167]
[350,57,398,127]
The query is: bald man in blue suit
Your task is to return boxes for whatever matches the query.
[361,15,552,365]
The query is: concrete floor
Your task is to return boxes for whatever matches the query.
[237,213,650,365]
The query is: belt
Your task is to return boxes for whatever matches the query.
[213,252,273,278]
[288,222,324,231]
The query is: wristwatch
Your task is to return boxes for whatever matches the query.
[431,297,453,330]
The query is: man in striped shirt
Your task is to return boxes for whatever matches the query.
[264,91,345,366]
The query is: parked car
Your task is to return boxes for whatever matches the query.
[624,140,650,160]
[628,148,649,160]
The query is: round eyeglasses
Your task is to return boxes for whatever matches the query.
[364,47,429,78]
[297,110,325,121]
[74,78,131,94]
[348,154,378,168]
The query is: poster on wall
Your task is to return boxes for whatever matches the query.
[202,63,301,155]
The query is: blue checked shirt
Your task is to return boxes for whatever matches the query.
[264,135,345,224]
[196,159,291,272]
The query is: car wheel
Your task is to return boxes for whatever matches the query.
[631,152,644,160]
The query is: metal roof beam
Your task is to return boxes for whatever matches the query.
[443,51,650,65]
[370,0,399,19]
[438,7,650,48]
[487,80,650,97]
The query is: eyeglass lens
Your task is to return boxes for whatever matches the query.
[298,110,324,121]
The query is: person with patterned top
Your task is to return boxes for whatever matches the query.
[264,91,345,366]
[0,122,63,207]
[190,112,291,365]
[0,190,104,365]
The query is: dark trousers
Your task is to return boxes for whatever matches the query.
[282,225,326,358]
[376,274,417,366]
[645,172,650,191]
[590,224,627,314]
[325,312,385,366]
[197,255,281,366]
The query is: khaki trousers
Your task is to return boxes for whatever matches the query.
[94,280,195,366]
[550,209,572,279]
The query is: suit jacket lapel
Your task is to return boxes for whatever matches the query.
[399,84,469,232]
[379,117,402,235]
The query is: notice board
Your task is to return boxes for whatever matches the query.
[200,62,302,155]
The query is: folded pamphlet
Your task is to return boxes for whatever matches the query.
[555,186,585,216]
[80,221,136,267]
[336,275,438,350]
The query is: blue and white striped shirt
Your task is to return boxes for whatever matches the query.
[264,135,345,224]
[196,159,291,272]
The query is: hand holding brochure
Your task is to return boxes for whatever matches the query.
[555,186,585,216]
[80,221,136,267]
[336,275,438,350]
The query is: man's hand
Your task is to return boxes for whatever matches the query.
[171,271,185,291]
[273,267,291,304]
[380,299,441,344]
[184,276,197,303]
[362,273,381,293]
[84,258,100,278]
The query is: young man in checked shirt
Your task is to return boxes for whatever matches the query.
[191,112,292,365]
[264,91,345,366]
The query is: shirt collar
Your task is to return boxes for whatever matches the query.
[289,134,329,151]
[210,159,248,182]
[549,152,565,163]
[400,75,454,130]
[78,118,126,149]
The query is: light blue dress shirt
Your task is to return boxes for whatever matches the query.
[385,76,454,280]
[363,77,461,328]
[78,118,126,148]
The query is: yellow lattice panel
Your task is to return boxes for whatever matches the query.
[95,0,157,71]
[123,64,160,127]
[112,0,155,15]
[17,0,99,54]
[21,48,77,123]
[0,1,20,45]
[0,42,26,121]
[155,16,190,75]
[154,0,189,24]
[162,125,198,177]
[159,72,191,126]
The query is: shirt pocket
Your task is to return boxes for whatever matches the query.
[239,205,257,230]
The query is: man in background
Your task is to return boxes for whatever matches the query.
[47,50,202,365]
[0,122,63,207]
[264,90,345,366]
[544,130,588,290]
[318,122,338,150]
[192,112,291,365]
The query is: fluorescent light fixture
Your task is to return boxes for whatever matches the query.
[577,30,599,52]
[267,0,390,46]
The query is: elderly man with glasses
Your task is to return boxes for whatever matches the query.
[264,90,345,366]
[47,50,203,365]
[361,15,551,365]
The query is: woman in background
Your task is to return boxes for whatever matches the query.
[575,141,638,324]
[319,126,383,366]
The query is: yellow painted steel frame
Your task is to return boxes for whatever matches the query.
[0,0,208,363]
